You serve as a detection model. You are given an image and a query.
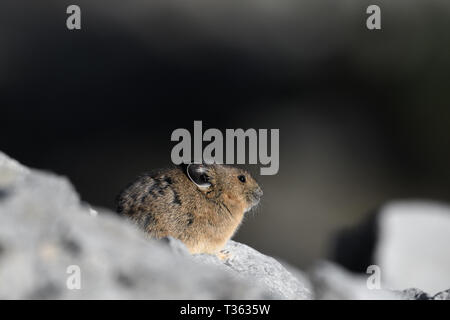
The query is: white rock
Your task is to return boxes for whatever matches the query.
[375,201,450,295]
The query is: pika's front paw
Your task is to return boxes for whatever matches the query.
[217,249,231,261]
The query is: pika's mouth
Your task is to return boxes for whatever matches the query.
[245,188,263,212]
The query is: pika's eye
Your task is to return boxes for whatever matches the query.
[238,175,246,183]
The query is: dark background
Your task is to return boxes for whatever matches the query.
[1,0,449,268]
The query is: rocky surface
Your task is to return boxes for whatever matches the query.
[310,261,399,300]
[309,261,450,300]
[193,241,312,300]
[0,151,311,299]
[432,289,450,300]
[0,150,448,300]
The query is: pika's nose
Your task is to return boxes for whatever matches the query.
[254,187,263,198]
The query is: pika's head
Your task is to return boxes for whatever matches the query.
[185,163,263,213]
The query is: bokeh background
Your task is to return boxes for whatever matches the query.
[1,0,449,269]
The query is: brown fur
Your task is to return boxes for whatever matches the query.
[116,164,263,257]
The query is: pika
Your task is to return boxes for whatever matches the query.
[116,163,263,258]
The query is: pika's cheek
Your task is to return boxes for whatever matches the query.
[223,193,236,203]
[223,193,246,211]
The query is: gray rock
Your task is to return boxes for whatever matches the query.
[309,261,401,300]
[309,261,450,300]
[433,289,450,300]
[398,288,432,300]
[397,288,450,300]
[193,241,313,299]
[277,257,314,298]
[0,151,311,299]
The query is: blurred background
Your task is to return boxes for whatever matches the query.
[1,0,449,270]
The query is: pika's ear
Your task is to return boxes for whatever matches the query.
[186,163,211,188]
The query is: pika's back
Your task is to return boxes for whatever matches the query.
[117,167,188,216]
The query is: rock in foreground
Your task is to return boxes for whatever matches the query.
[0,151,311,299]
[194,241,312,300]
